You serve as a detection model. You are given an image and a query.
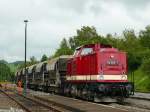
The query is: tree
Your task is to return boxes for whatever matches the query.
[70,26,99,48]
[30,56,37,64]
[141,58,150,76]
[54,38,73,57]
[139,25,150,49]
[69,26,105,51]
[41,54,48,62]
[122,30,143,72]
[106,33,123,49]
[17,56,38,69]
[0,62,12,81]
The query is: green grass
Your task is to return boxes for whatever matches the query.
[128,69,150,92]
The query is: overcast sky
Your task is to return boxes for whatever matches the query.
[0,0,150,62]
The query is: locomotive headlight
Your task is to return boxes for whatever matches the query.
[99,75,104,80]
[110,55,114,58]
[121,75,127,80]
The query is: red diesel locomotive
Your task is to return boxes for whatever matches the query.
[64,43,133,101]
[16,43,134,102]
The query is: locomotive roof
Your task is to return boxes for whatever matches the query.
[75,43,112,50]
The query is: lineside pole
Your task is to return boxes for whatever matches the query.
[24,20,28,96]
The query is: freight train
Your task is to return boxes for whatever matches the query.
[15,43,134,102]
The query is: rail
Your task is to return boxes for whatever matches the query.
[0,89,66,112]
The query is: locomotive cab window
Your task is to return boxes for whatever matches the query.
[81,48,93,55]
[73,49,80,56]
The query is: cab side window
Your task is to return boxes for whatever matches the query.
[73,49,80,57]
[81,48,93,56]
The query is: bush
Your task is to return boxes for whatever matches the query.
[0,62,12,81]
[141,58,150,76]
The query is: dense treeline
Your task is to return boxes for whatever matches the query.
[0,62,14,82]
[54,26,150,92]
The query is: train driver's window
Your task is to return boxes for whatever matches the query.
[73,49,80,56]
[81,48,93,55]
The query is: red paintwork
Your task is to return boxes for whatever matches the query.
[67,43,127,83]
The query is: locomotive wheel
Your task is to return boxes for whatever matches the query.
[64,84,71,96]
[93,93,100,102]
[70,85,77,98]
[82,87,89,100]
[82,88,86,99]
[87,90,93,101]
[77,88,82,98]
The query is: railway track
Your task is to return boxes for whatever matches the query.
[2,87,150,112]
[107,96,150,112]
[28,90,129,112]
[0,88,23,111]
[1,87,129,112]
[0,89,70,112]
[130,96,150,101]
[108,102,150,112]
[130,92,150,101]
[29,89,150,112]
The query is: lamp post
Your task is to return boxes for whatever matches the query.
[24,20,28,95]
